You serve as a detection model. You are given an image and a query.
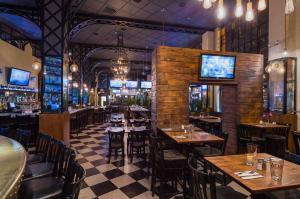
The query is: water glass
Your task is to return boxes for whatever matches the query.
[246,143,258,166]
[270,158,284,182]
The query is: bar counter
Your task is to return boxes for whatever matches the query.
[0,136,26,199]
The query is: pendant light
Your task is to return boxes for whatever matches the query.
[283,14,288,56]
[32,60,41,71]
[285,0,295,14]
[203,0,212,9]
[70,63,79,73]
[217,0,226,20]
[245,0,254,21]
[235,0,244,17]
[258,0,266,11]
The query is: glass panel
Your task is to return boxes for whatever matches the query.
[269,61,285,112]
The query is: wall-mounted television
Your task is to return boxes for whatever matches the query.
[141,81,152,89]
[199,54,236,80]
[110,80,123,88]
[7,68,31,86]
[126,81,138,88]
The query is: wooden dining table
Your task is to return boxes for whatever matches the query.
[241,123,287,129]
[160,129,224,145]
[205,153,300,199]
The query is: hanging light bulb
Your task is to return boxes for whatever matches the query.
[72,82,79,88]
[278,66,285,74]
[203,0,212,9]
[32,60,41,71]
[68,75,72,81]
[283,48,288,56]
[83,83,87,88]
[285,0,295,14]
[217,0,226,19]
[258,0,266,11]
[70,63,79,73]
[245,0,254,21]
[265,64,272,73]
[235,0,244,17]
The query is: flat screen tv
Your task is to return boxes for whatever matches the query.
[110,80,123,88]
[141,81,152,89]
[126,81,138,88]
[8,68,31,86]
[200,54,236,80]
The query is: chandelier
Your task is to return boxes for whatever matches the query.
[111,31,130,81]
[198,0,294,21]
[265,62,285,74]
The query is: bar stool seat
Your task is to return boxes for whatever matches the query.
[21,175,64,198]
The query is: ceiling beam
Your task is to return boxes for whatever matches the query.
[89,58,151,66]
[70,13,211,39]
[71,42,153,53]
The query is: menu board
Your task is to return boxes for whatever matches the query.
[43,56,63,112]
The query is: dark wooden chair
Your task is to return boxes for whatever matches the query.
[128,129,147,162]
[193,132,229,157]
[272,125,291,148]
[284,151,300,165]
[20,152,85,199]
[237,124,265,153]
[265,134,286,159]
[107,130,125,163]
[187,154,247,199]
[0,127,10,137]
[151,134,187,198]
[15,128,32,150]
[292,131,300,155]
[27,133,53,164]
[24,139,68,181]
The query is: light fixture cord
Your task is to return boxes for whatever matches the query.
[284,3,287,50]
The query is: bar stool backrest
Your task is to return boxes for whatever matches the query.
[63,160,86,199]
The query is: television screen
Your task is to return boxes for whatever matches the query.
[141,81,152,89]
[110,80,123,88]
[126,81,138,88]
[200,54,236,79]
[112,89,121,94]
[8,68,31,86]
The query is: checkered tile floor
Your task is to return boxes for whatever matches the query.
[71,124,158,199]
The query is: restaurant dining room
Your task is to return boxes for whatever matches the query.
[0,0,300,199]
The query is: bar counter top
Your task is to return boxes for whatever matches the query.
[0,136,26,198]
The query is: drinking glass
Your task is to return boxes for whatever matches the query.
[246,143,258,166]
[270,158,284,182]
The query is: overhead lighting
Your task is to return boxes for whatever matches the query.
[203,0,212,9]
[283,48,288,56]
[245,0,254,21]
[68,75,72,81]
[217,0,226,19]
[70,63,79,73]
[72,82,79,88]
[235,0,244,17]
[83,83,87,88]
[32,60,41,71]
[285,0,295,14]
[258,0,266,11]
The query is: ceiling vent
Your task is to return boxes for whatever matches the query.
[103,6,116,15]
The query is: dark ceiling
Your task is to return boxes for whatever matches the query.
[0,0,236,78]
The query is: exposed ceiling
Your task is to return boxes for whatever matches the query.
[0,0,236,79]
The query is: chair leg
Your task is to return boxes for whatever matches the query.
[108,148,111,163]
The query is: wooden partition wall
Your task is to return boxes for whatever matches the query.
[151,46,264,154]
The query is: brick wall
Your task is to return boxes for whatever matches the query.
[151,46,264,154]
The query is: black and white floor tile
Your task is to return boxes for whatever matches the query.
[70,124,159,199]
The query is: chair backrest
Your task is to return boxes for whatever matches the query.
[237,124,252,139]
[47,139,65,163]
[63,160,86,199]
[188,154,216,199]
[284,151,300,165]
[35,133,52,156]
[272,126,290,139]
[213,132,229,155]
[0,127,10,137]
[293,131,300,155]
[15,128,31,150]
[129,130,147,144]
[53,146,76,178]
[108,130,124,145]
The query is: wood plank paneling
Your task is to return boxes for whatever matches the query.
[152,46,264,154]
